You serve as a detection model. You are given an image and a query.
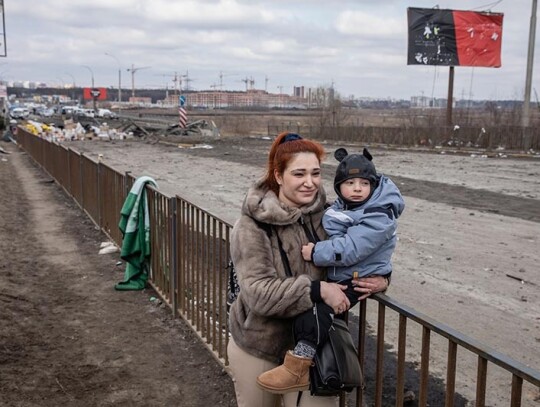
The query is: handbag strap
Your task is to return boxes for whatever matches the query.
[272,216,319,278]
[298,216,320,244]
[273,227,293,277]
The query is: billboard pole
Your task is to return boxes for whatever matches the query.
[446,66,454,127]
[0,0,6,57]
[522,0,538,128]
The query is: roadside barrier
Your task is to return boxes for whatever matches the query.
[268,124,540,151]
[16,129,539,406]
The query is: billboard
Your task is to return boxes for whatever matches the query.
[83,87,108,101]
[407,7,503,67]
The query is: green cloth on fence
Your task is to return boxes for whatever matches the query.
[115,176,158,291]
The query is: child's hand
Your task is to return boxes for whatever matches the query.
[302,242,315,261]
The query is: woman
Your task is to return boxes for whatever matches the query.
[228,132,388,407]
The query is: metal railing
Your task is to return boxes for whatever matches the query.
[268,124,540,151]
[16,129,540,406]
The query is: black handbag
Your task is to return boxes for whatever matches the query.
[309,318,364,396]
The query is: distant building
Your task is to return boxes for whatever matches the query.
[161,89,307,109]
[293,86,304,98]
[129,96,152,105]
[307,87,333,108]
[410,96,452,108]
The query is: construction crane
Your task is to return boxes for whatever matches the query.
[276,85,283,108]
[218,71,238,90]
[127,64,150,98]
[155,72,183,95]
[241,76,255,92]
[182,70,195,92]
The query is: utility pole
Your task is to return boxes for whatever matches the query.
[127,64,150,99]
[522,0,538,128]
[105,52,122,103]
[81,65,96,111]
[183,70,193,92]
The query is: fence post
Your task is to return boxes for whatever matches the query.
[97,160,102,229]
[80,153,85,211]
[170,197,178,318]
[125,171,132,195]
[67,148,72,197]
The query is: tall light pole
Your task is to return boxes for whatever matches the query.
[64,72,76,103]
[523,0,538,128]
[64,72,76,88]
[81,65,96,111]
[105,52,122,103]
[81,65,94,88]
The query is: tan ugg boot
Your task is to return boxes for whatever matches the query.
[256,351,312,394]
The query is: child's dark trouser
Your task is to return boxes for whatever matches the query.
[293,279,359,349]
[293,302,334,349]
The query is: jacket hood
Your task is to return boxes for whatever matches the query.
[333,175,404,218]
[242,179,327,226]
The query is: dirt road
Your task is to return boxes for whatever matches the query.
[0,143,236,407]
[67,134,540,406]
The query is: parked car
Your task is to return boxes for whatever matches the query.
[10,107,30,120]
[61,105,79,115]
[82,109,96,118]
[97,108,118,119]
[35,107,55,117]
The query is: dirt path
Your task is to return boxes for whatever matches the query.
[0,143,236,407]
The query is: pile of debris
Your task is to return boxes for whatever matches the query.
[159,120,220,138]
[14,114,221,143]
[21,119,135,142]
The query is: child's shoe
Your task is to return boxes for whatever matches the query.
[256,351,312,393]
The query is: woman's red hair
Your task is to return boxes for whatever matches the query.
[262,132,326,196]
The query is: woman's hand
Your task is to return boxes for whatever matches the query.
[320,281,350,314]
[352,275,389,301]
[302,243,315,261]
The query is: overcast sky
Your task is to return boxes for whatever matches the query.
[4,0,539,100]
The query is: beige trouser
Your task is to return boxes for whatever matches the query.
[227,338,339,407]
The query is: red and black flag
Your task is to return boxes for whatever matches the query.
[407,7,503,67]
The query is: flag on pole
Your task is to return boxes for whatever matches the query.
[178,95,187,128]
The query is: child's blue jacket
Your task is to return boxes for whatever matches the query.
[312,175,405,282]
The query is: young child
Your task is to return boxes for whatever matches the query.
[257,147,405,394]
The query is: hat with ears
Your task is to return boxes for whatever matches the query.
[333,147,378,198]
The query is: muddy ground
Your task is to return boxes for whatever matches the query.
[0,142,236,407]
[1,131,539,406]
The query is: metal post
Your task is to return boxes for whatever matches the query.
[130,64,135,98]
[105,53,122,103]
[170,197,178,318]
[0,0,7,57]
[446,66,455,127]
[522,0,538,128]
[118,68,122,103]
[82,65,96,112]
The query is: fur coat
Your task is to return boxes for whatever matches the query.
[229,180,328,363]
